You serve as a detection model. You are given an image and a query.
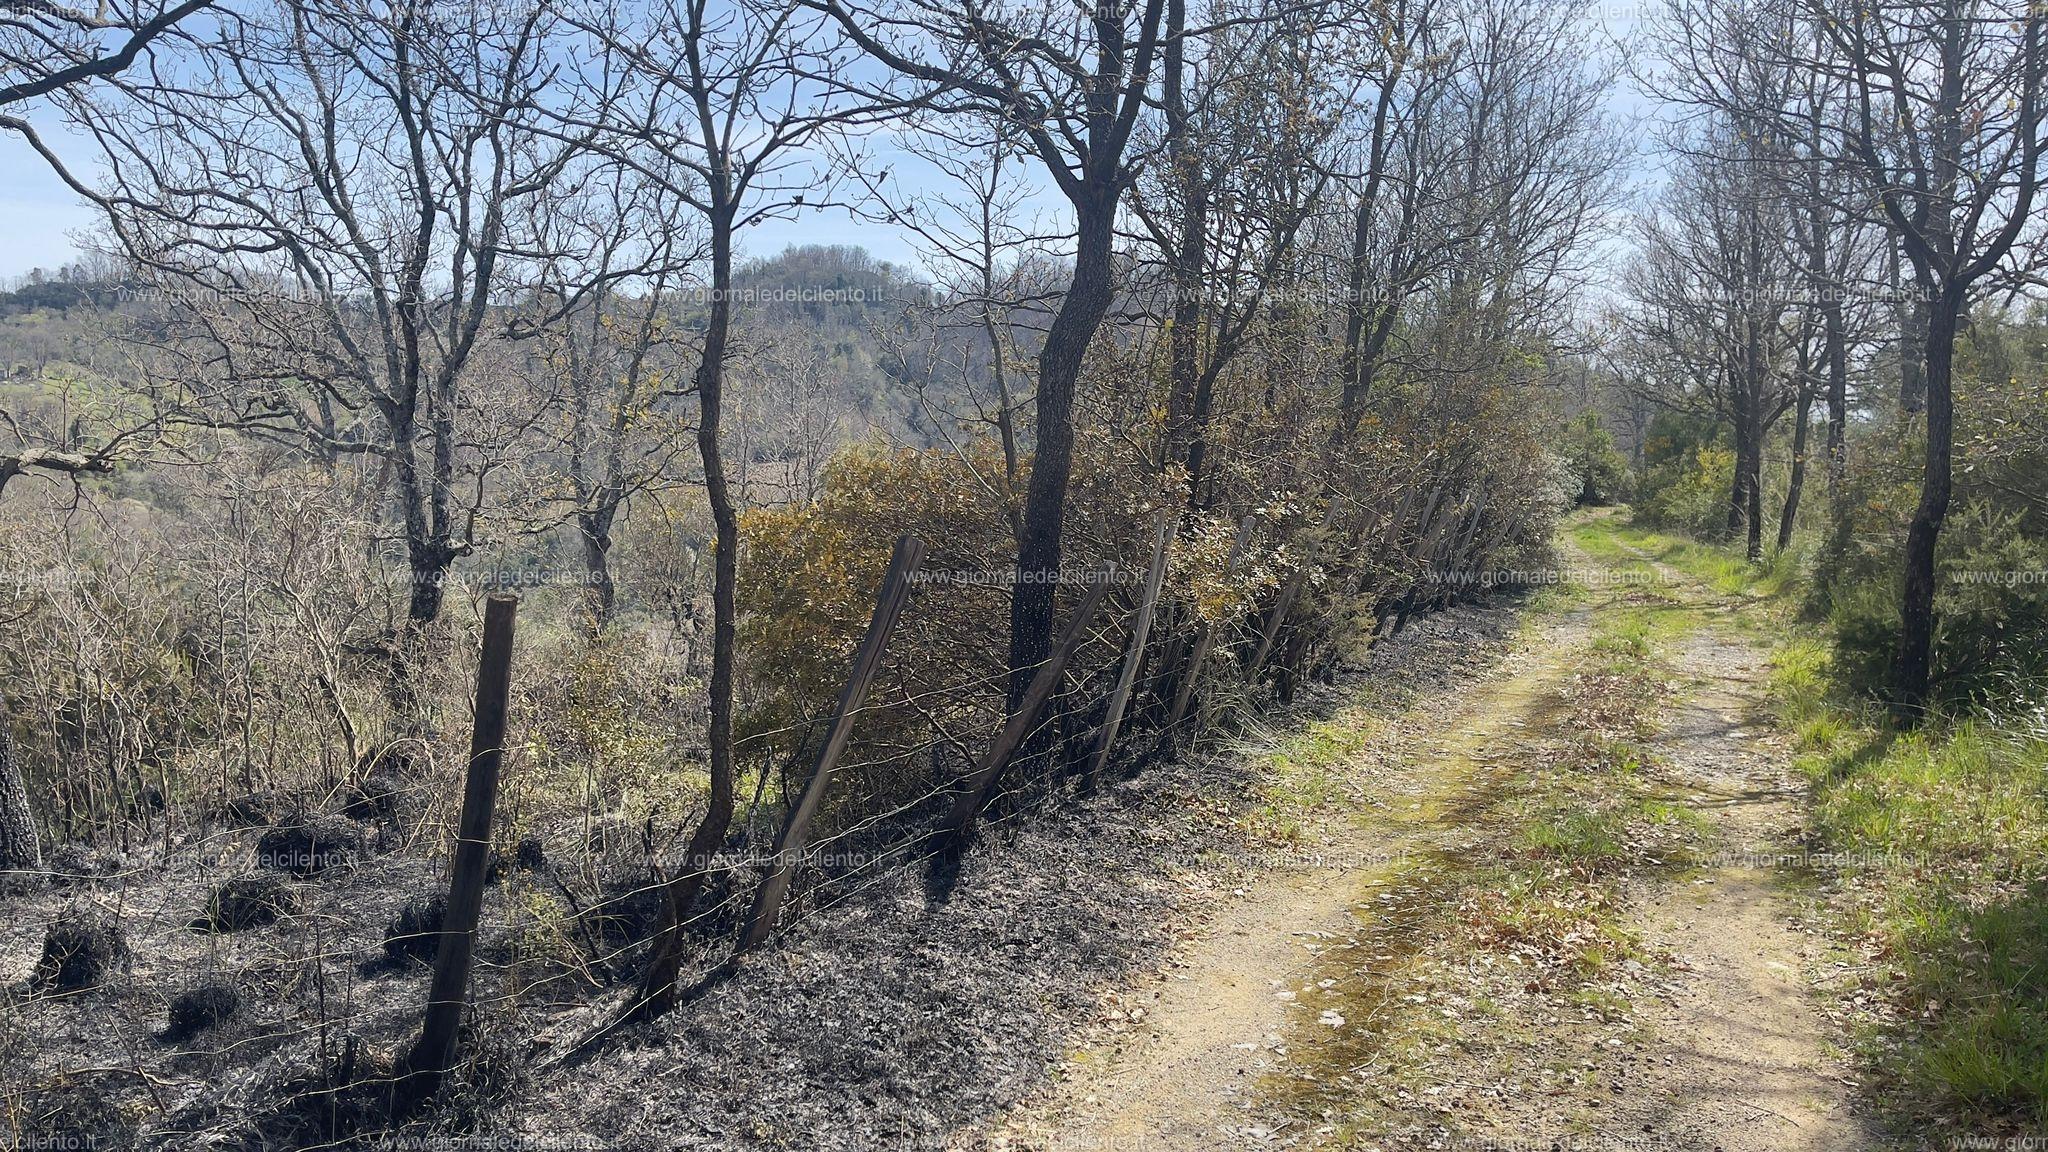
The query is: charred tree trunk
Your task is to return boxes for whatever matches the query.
[1745,441,1764,563]
[1007,189,1119,715]
[0,691,41,874]
[385,398,460,723]
[627,207,740,1023]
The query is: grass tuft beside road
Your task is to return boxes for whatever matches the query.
[1774,647,2048,1126]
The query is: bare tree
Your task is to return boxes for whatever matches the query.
[555,0,883,1022]
[504,162,705,630]
[52,0,582,715]
[811,0,1174,714]
[0,0,211,120]
[1132,0,1351,501]
[1809,0,2047,719]
[848,117,1046,538]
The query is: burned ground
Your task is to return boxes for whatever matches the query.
[0,602,1517,1151]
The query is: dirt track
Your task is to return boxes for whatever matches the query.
[990,531,1879,1152]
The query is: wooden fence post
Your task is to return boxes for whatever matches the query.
[933,575,1111,858]
[738,535,925,952]
[1164,515,1257,734]
[1249,498,1346,677]
[1082,513,1169,793]
[402,592,518,1101]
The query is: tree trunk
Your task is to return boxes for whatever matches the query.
[1159,0,1207,495]
[628,210,740,1021]
[1892,304,1956,723]
[1006,190,1118,715]
[1779,386,1811,554]
[1822,298,1849,496]
[1745,438,1764,563]
[577,506,619,632]
[1725,366,1750,541]
[1899,286,1928,416]
[385,397,459,723]
[0,691,41,874]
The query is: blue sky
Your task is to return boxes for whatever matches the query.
[0,123,932,281]
[1,3,1653,285]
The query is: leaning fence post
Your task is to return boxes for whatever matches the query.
[402,592,517,1101]
[934,575,1111,858]
[1083,513,1170,793]
[1164,515,1257,734]
[1249,498,1344,677]
[738,535,925,952]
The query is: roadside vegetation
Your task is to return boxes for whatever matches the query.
[1772,641,2048,1129]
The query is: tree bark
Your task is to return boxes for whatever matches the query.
[627,209,740,1022]
[1899,282,1929,415]
[1725,433,1750,542]
[576,506,619,631]
[0,691,41,874]
[1822,298,1849,496]
[1892,303,1957,721]
[1006,190,1118,715]
[1779,385,1812,554]
[1159,0,1205,491]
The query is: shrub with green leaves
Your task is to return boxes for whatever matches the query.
[1635,445,1734,539]
[1827,506,2048,713]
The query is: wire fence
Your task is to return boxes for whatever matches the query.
[0,484,1525,1149]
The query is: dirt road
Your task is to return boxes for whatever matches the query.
[990,526,1879,1151]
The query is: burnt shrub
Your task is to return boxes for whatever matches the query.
[515,834,546,871]
[578,874,663,951]
[340,744,424,824]
[256,812,366,875]
[224,789,285,827]
[198,872,298,931]
[165,981,241,1040]
[338,768,410,822]
[43,843,110,886]
[261,1035,398,1148]
[33,909,130,992]
[383,893,446,965]
[487,834,547,883]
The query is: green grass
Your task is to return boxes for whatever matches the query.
[1795,715,2048,1122]
[1518,807,1631,874]
[1242,707,1379,842]
[1266,511,1712,1140]
[1579,509,2048,1128]
[1574,515,1807,604]
[1479,562,1707,962]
